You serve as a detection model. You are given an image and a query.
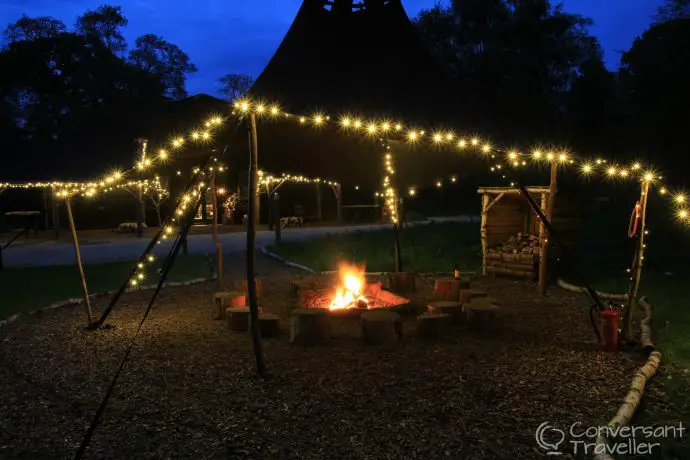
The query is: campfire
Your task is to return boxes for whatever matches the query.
[302,262,410,312]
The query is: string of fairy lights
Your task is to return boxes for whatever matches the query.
[258,171,339,187]
[129,158,220,287]
[0,114,227,198]
[231,98,689,226]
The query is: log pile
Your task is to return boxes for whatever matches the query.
[486,232,538,278]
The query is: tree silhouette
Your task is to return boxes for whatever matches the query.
[75,4,129,54]
[218,74,254,101]
[129,34,198,99]
[3,15,66,43]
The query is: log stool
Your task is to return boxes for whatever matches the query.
[214,291,246,319]
[459,289,487,305]
[432,277,471,301]
[387,272,416,294]
[258,313,280,338]
[417,313,452,340]
[465,301,499,331]
[361,311,402,345]
[290,308,331,345]
[427,301,464,325]
[227,307,251,331]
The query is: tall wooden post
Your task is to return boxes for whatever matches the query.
[273,193,282,244]
[210,175,224,290]
[65,198,93,326]
[539,163,558,295]
[335,184,343,223]
[538,192,548,285]
[135,139,148,238]
[315,182,322,221]
[622,180,651,342]
[480,193,489,276]
[247,113,266,377]
[51,190,60,240]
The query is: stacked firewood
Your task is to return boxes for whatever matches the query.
[485,233,539,278]
[488,232,540,256]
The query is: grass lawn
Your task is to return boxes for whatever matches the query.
[0,254,211,320]
[268,221,482,273]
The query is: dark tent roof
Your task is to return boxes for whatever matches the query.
[226,0,481,188]
[249,0,454,120]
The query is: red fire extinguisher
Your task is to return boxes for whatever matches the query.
[598,308,619,352]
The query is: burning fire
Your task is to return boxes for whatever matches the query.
[329,263,369,310]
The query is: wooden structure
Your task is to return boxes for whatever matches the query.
[478,187,578,286]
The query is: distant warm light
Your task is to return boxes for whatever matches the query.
[675,194,686,204]
[407,131,418,142]
[471,138,479,146]
[582,163,593,174]
[201,132,210,140]
[508,151,518,161]
[620,169,629,178]
[558,152,569,163]
[660,187,668,195]
[270,105,280,115]
[644,172,654,182]
[256,104,266,114]
[607,167,617,176]
[217,187,227,195]
[481,143,491,153]
[596,159,604,164]
[172,137,184,148]
[632,162,641,170]
[299,117,306,124]
[408,188,416,196]
[341,117,352,127]
[239,101,250,112]
[367,123,378,134]
[533,150,542,159]
[678,209,688,220]
[546,152,555,161]
[353,119,362,129]
[451,176,457,182]
[436,181,442,188]
[313,115,324,125]
[433,133,443,143]
[458,139,467,149]
[395,123,403,131]
[446,133,454,141]
[381,122,391,132]
[158,149,168,160]
[191,131,200,140]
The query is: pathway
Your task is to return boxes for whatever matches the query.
[2,216,477,268]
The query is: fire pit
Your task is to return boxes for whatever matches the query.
[303,263,410,312]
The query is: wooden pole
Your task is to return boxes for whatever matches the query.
[51,190,60,240]
[539,163,558,295]
[273,193,282,244]
[335,184,343,223]
[622,180,650,342]
[538,192,548,292]
[210,175,224,290]
[315,182,322,222]
[247,113,267,377]
[480,193,489,276]
[65,198,93,326]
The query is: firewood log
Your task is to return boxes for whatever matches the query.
[361,311,402,345]
[638,297,655,355]
[417,313,452,340]
[290,308,331,345]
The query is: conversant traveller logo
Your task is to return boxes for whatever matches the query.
[535,421,686,456]
[535,422,565,455]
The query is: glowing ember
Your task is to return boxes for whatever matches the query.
[329,263,369,310]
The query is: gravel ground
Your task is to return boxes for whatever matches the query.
[0,258,657,459]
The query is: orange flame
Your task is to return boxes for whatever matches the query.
[329,262,369,310]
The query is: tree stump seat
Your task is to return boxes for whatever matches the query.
[361,310,402,345]
[427,301,463,324]
[214,291,246,319]
[459,289,488,305]
[258,313,280,338]
[290,308,331,345]
[432,277,471,301]
[465,302,500,331]
[417,312,452,340]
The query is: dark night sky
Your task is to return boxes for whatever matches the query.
[0,0,663,96]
